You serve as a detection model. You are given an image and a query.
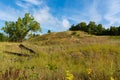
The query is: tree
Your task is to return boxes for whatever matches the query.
[97,24,105,35]
[0,33,8,42]
[109,26,118,35]
[76,22,87,31]
[118,26,120,35]
[69,21,120,36]
[48,30,51,33]
[2,13,41,42]
[69,24,77,31]
[87,21,97,34]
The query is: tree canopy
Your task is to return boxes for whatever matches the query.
[2,13,41,42]
[69,21,120,36]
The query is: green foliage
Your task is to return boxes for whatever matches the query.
[87,21,97,34]
[97,24,105,35]
[28,33,39,39]
[0,33,8,42]
[70,23,87,31]
[69,21,120,36]
[69,24,76,31]
[2,13,41,42]
[47,63,57,71]
[109,26,118,35]
[48,30,51,33]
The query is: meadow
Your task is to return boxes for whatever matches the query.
[0,31,120,80]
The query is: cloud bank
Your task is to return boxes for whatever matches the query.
[0,0,120,33]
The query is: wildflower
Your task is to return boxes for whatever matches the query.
[110,76,114,80]
[87,68,92,75]
[65,70,74,80]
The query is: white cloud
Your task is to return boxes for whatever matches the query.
[0,0,67,32]
[33,7,59,30]
[16,0,31,9]
[88,0,102,23]
[4,0,120,33]
[16,0,70,31]
[0,4,23,21]
[63,0,102,25]
[34,7,57,25]
[62,18,70,28]
[65,0,120,28]
[104,0,120,27]
[33,7,69,31]
[23,0,42,5]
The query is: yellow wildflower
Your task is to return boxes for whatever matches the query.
[65,70,74,80]
[87,68,92,75]
[110,76,114,80]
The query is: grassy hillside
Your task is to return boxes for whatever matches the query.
[0,31,120,80]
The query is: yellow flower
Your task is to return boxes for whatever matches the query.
[87,68,92,75]
[65,70,74,80]
[110,76,114,80]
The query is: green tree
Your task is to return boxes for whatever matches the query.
[0,33,8,42]
[48,30,51,33]
[97,24,105,35]
[109,26,118,35]
[69,24,77,31]
[2,13,41,42]
[76,22,87,31]
[118,26,120,35]
[87,21,97,34]
[69,21,120,36]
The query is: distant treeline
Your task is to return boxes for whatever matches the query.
[69,21,120,35]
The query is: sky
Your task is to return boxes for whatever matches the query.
[0,0,120,33]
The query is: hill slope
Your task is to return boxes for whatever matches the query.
[0,31,120,80]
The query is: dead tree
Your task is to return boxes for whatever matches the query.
[4,51,30,57]
[19,44,35,54]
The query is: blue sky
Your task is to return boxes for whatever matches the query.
[0,0,120,33]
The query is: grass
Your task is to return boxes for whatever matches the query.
[0,31,120,80]
[109,36,120,40]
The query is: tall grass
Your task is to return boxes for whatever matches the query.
[0,31,120,80]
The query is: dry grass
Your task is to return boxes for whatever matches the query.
[0,31,120,80]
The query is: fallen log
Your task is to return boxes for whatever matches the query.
[19,44,35,54]
[3,51,31,57]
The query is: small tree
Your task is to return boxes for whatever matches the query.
[48,30,51,33]
[2,13,41,42]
